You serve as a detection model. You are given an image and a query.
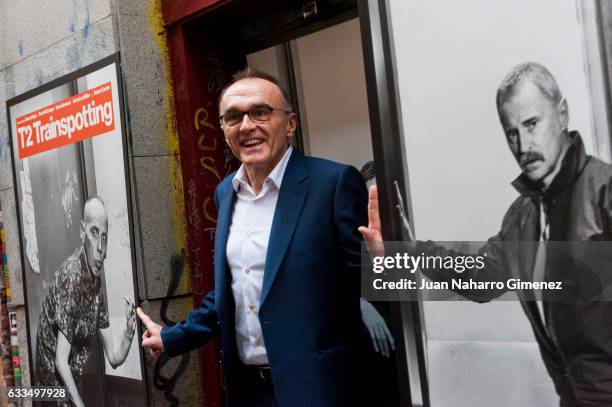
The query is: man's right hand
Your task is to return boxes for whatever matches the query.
[136,307,164,357]
[358,185,384,258]
[358,182,416,258]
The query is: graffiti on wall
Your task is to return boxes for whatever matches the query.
[60,170,79,228]
[152,253,191,407]
[144,1,194,404]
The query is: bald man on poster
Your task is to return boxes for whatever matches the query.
[35,197,136,407]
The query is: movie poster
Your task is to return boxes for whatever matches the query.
[6,54,146,406]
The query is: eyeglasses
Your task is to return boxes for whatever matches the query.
[219,105,292,127]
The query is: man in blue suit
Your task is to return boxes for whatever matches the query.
[137,68,368,406]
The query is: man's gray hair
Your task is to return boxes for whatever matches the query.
[218,67,294,112]
[496,62,563,112]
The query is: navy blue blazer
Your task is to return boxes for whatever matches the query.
[162,151,368,406]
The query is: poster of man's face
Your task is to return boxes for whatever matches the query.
[7,56,145,406]
[385,0,611,405]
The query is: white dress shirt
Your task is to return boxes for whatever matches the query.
[226,146,293,365]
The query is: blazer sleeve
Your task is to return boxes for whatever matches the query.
[160,184,226,357]
[161,290,219,357]
[333,165,368,275]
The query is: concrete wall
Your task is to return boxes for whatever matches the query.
[0,1,202,404]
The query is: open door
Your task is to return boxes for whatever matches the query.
[163,0,429,405]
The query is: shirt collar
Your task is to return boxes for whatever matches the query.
[231,145,294,192]
[511,131,588,201]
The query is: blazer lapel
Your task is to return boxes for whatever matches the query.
[260,152,309,307]
[214,183,236,321]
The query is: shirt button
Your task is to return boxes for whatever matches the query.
[255,338,262,346]
[245,268,251,274]
[248,304,255,311]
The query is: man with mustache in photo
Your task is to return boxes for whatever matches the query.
[35,197,136,407]
[360,62,612,406]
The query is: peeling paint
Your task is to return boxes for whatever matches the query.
[0,134,6,163]
[70,0,91,38]
[33,68,43,86]
[83,0,90,39]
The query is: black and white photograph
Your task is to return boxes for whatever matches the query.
[6,55,145,406]
[382,0,612,406]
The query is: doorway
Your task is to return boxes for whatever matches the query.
[163,1,426,405]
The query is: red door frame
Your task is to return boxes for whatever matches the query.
[163,1,243,406]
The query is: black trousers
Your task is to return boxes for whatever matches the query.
[227,365,278,407]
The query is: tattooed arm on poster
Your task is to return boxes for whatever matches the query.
[99,296,137,368]
[54,300,136,407]
[55,332,85,407]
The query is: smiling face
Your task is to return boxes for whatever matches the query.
[219,78,296,179]
[81,198,108,277]
[499,79,570,187]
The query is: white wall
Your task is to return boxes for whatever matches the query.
[295,19,373,170]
